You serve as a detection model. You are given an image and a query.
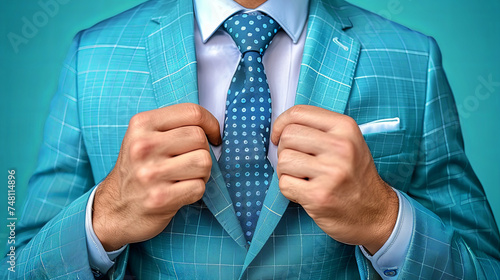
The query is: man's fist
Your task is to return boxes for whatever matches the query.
[271,105,398,254]
[93,103,221,251]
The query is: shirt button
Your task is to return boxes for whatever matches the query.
[383,269,398,277]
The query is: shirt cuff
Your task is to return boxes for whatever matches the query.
[85,186,127,274]
[359,188,414,278]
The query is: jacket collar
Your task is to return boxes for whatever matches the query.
[193,0,309,44]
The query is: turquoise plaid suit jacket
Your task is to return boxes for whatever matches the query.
[3,0,500,279]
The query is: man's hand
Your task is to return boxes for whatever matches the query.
[271,105,398,254]
[93,103,221,251]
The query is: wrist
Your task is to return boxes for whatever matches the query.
[92,176,129,251]
[92,212,128,252]
[362,182,399,254]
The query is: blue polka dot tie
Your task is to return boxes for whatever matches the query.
[219,13,281,244]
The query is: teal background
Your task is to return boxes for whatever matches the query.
[0,0,499,252]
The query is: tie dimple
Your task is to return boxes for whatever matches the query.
[219,13,281,244]
[223,13,281,55]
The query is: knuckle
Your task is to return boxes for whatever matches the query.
[311,189,332,208]
[324,135,338,149]
[200,150,213,170]
[191,180,206,200]
[278,176,298,202]
[144,188,166,210]
[129,138,152,161]
[288,105,305,119]
[281,124,297,142]
[181,180,206,205]
[280,149,294,162]
[341,115,358,132]
[190,126,208,146]
[185,103,205,125]
[135,166,156,185]
[327,165,348,184]
[343,139,356,155]
[129,112,148,129]
[192,150,212,171]
[336,138,355,159]
[278,175,291,191]
[277,151,289,167]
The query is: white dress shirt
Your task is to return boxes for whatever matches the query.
[86,0,414,277]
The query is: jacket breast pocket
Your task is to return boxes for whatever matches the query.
[363,130,405,158]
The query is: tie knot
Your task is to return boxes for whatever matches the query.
[223,13,281,55]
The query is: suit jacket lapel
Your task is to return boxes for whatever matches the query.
[296,0,361,113]
[145,0,246,248]
[240,0,361,274]
[147,0,198,107]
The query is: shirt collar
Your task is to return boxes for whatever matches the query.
[193,0,309,44]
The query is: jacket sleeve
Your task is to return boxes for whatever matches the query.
[398,37,500,279]
[355,37,500,279]
[0,32,128,279]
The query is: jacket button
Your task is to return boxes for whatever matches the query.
[384,269,398,277]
